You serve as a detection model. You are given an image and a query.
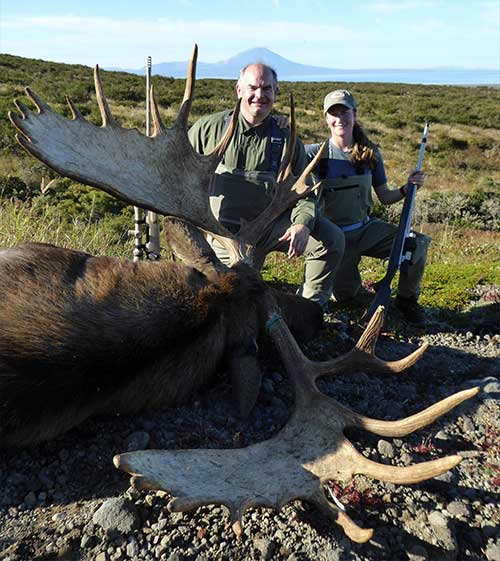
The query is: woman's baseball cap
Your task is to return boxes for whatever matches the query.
[323,90,357,113]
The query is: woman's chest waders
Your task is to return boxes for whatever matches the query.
[318,173,374,231]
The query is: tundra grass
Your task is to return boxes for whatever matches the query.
[1,53,499,321]
[0,198,131,257]
[2,197,499,320]
[1,53,499,197]
[262,225,500,316]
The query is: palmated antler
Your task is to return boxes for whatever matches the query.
[114,306,479,542]
[9,46,325,267]
[9,45,239,249]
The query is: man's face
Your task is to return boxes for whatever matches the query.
[236,65,277,124]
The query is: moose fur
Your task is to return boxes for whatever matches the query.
[2,50,327,448]
[0,229,322,447]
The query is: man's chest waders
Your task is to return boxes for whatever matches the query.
[209,116,284,230]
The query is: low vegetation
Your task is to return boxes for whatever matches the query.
[1,53,499,325]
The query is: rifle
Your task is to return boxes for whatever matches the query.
[362,123,429,324]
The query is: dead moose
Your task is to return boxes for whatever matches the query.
[4,46,478,541]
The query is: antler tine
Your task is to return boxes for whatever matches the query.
[94,65,116,127]
[312,490,374,543]
[276,93,296,183]
[313,306,428,377]
[347,387,480,437]
[66,96,84,120]
[353,448,463,484]
[209,99,241,159]
[149,85,165,136]
[235,140,328,250]
[336,510,374,543]
[175,43,197,128]
[13,99,33,120]
[290,139,327,198]
[265,306,427,397]
[234,104,327,251]
[25,87,51,113]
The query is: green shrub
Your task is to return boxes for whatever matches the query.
[420,263,500,311]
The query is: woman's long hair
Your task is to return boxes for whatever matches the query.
[351,121,379,172]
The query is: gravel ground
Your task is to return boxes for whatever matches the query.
[1,293,499,561]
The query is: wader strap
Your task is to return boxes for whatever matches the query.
[317,158,329,180]
[340,216,371,232]
[222,112,284,174]
[269,118,284,174]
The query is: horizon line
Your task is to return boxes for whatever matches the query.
[2,52,498,73]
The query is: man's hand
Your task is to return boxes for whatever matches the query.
[279,224,310,258]
[273,114,289,129]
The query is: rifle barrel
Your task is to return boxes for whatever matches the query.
[361,122,430,325]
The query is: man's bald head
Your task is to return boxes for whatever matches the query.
[235,63,279,125]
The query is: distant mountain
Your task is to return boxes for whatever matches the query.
[115,47,337,79]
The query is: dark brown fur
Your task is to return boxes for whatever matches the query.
[0,242,321,447]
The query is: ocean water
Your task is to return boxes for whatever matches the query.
[284,68,499,85]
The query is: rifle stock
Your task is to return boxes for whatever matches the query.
[362,123,429,324]
[362,183,417,323]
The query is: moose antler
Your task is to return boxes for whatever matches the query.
[115,306,479,542]
[9,45,239,245]
[9,46,325,266]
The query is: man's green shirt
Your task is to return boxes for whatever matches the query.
[188,110,317,228]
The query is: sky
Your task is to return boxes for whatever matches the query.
[1,0,499,71]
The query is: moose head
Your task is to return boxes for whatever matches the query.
[5,45,478,542]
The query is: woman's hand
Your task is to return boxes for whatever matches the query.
[406,167,425,190]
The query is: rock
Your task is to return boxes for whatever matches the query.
[377,439,395,458]
[23,491,37,506]
[428,511,447,527]
[254,537,276,560]
[407,544,429,561]
[400,452,413,466]
[446,500,470,518]
[434,430,449,440]
[486,543,500,561]
[80,534,96,549]
[461,416,475,432]
[483,381,500,393]
[434,470,454,483]
[484,525,499,538]
[323,547,342,561]
[126,538,139,558]
[427,511,456,551]
[126,431,150,452]
[92,498,140,533]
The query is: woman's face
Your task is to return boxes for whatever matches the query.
[325,104,355,141]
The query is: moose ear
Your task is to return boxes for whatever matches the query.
[270,289,323,343]
[162,217,229,278]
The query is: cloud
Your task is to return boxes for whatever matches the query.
[1,12,498,69]
[1,16,361,67]
[480,1,500,27]
[365,0,436,14]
